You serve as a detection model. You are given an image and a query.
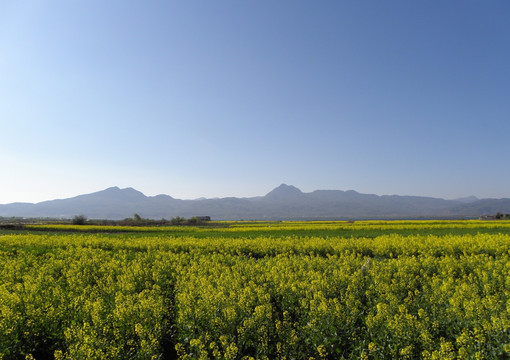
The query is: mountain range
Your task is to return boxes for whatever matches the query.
[1,184,509,220]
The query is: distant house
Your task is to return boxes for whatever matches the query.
[495,213,510,220]
[195,216,211,221]
[479,215,495,220]
[479,213,510,220]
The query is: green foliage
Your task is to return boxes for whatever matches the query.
[1,221,510,359]
[72,215,87,225]
[170,216,186,225]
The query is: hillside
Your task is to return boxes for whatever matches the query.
[1,184,509,220]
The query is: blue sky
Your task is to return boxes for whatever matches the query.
[1,1,509,203]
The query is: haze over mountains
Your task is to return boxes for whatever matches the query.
[1,184,509,220]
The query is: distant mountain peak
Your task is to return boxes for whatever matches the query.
[265,184,303,199]
[454,195,479,203]
[90,186,147,201]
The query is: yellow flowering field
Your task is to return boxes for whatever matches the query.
[1,221,509,359]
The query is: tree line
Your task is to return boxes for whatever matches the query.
[72,214,211,226]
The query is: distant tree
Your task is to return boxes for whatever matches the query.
[72,215,87,225]
[170,216,186,225]
[187,217,199,225]
[133,213,142,222]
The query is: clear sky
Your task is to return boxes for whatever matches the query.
[1,1,509,204]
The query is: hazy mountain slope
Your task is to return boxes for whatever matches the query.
[0,184,507,220]
[444,198,510,217]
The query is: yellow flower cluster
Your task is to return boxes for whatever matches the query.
[0,220,509,359]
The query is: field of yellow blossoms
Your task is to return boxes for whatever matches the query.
[1,220,509,359]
